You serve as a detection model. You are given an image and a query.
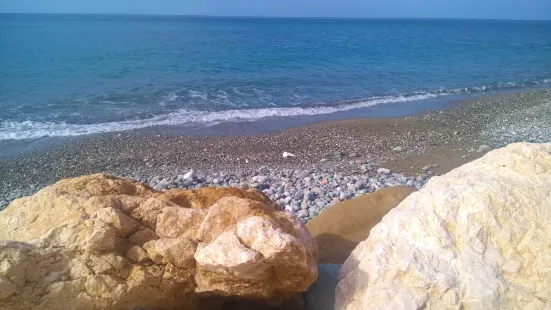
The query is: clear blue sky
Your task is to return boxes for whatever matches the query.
[1,0,550,20]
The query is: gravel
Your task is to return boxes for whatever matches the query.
[131,163,433,223]
[2,89,551,214]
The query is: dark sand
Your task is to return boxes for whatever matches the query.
[306,186,416,264]
[1,89,550,203]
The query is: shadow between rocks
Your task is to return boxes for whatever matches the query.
[314,233,362,264]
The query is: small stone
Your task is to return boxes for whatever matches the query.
[349,153,358,158]
[297,210,309,218]
[252,175,269,183]
[392,146,406,153]
[377,168,391,175]
[239,183,249,190]
[477,145,491,153]
[294,190,305,201]
[153,182,166,191]
[320,158,328,163]
[183,169,195,180]
[422,166,431,172]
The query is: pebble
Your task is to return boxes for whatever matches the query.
[392,146,406,153]
[252,175,269,183]
[377,168,391,175]
[183,169,195,180]
[477,145,491,153]
[305,192,316,201]
[2,165,434,223]
[294,190,304,200]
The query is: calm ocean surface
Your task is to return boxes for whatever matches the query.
[1,14,551,140]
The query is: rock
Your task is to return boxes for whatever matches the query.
[376,168,391,175]
[304,264,341,310]
[392,146,406,153]
[336,143,551,310]
[252,175,269,183]
[306,186,416,264]
[305,192,316,201]
[183,169,195,180]
[0,174,318,309]
[294,190,304,201]
[422,165,431,172]
[282,152,296,158]
[477,144,491,153]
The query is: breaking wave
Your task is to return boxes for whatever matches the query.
[1,77,550,140]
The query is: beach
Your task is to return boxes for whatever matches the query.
[2,89,550,217]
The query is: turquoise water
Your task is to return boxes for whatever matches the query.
[1,14,551,140]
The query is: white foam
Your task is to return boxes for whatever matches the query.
[0,93,439,140]
[158,93,179,106]
[188,90,208,100]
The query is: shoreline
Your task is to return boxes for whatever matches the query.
[1,86,546,159]
[1,89,551,216]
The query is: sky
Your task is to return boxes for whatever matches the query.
[1,0,551,20]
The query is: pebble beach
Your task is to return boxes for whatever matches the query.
[1,89,551,221]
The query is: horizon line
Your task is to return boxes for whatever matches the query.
[1,12,550,22]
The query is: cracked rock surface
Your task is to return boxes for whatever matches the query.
[0,174,317,310]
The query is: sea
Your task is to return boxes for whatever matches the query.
[1,14,551,141]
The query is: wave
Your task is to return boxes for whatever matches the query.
[1,77,550,141]
[0,93,438,140]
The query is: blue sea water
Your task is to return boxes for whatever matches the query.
[1,14,551,140]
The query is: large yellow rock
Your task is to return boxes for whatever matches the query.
[336,143,551,310]
[0,174,317,310]
[306,186,415,264]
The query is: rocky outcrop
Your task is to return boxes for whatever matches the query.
[0,174,317,310]
[306,186,415,264]
[336,143,551,309]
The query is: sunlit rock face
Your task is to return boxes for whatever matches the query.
[336,143,551,310]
